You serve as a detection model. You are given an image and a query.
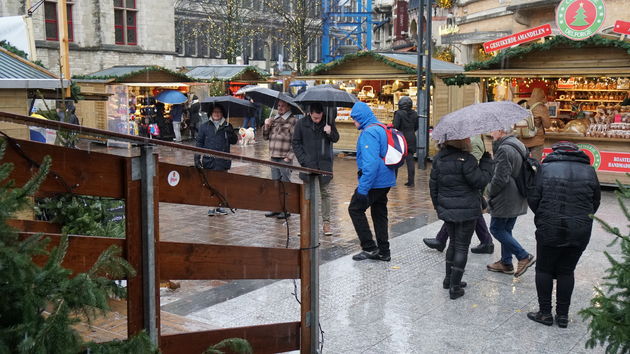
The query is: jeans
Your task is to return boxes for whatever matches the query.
[436,214,492,244]
[243,116,256,130]
[319,179,331,223]
[490,217,529,265]
[172,121,182,141]
[348,187,390,256]
[445,220,476,273]
[270,157,292,182]
[535,244,584,315]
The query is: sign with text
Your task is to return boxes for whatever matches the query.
[483,24,552,53]
[556,0,606,40]
[613,20,630,35]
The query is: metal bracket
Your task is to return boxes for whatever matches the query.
[131,155,155,181]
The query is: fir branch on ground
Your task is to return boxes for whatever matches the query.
[580,175,630,354]
[204,338,252,354]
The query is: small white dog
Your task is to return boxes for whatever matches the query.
[239,127,255,146]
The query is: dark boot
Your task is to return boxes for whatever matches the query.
[470,243,494,254]
[527,311,553,326]
[443,261,467,289]
[423,238,445,252]
[449,266,466,300]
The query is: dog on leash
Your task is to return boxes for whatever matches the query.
[239,127,255,146]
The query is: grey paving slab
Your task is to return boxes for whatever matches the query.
[186,189,624,353]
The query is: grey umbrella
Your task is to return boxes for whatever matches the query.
[293,84,358,108]
[432,101,531,143]
[200,96,254,118]
[235,86,304,115]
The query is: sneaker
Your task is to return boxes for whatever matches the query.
[265,211,280,217]
[404,182,414,187]
[323,222,333,236]
[471,243,494,254]
[487,260,514,274]
[352,250,378,261]
[276,212,291,219]
[423,238,446,252]
[555,314,569,328]
[207,209,216,216]
[527,311,553,326]
[514,254,536,277]
[215,208,228,215]
[369,251,391,262]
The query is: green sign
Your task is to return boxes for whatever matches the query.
[556,0,606,40]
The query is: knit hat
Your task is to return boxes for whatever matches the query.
[551,141,579,152]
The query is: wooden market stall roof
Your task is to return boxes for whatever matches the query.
[297,51,464,80]
[464,35,630,78]
[184,65,270,82]
[75,65,194,83]
[0,47,69,89]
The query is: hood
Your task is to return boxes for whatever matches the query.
[528,87,546,106]
[398,96,413,111]
[494,135,526,156]
[544,149,591,165]
[351,101,378,130]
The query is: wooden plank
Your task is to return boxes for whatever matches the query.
[21,233,125,276]
[8,219,61,233]
[299,184,312,353]
[157,163,301,213]
[2,138,126,198]
[158,242,300,280]
[160,322,300,354]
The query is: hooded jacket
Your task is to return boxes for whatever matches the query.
[393,96,418,153]
[487,135,528,218]
[292,114,340,184]
[528,143,601,248]
[194,119,238,171]
[351,102,396,195]
[520,87,551,148]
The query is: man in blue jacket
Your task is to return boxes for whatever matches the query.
[348,102,397,262]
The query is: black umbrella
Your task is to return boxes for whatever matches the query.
[235,86,304,115]
[294,84,358,108]
[200,96,254,118]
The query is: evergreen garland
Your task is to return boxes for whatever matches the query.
[0,139,157,353]
[0,40,46,69]
[72,66,194,83]
[441,74,480,87]
[304,51,417,76]
[580,176,630,353]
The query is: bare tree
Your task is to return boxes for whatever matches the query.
[263,0,322,74]
[175,0,266,64]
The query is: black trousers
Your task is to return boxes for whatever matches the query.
[535,243,584,315]
[394,154,415,184]
[348,188,391,256]
[444,220,477,272]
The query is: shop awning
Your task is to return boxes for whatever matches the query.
[466,68,630,78]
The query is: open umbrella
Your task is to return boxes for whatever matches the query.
[201,96,254,118]
[155,90,187,104]
[294,84,358,108]
[236,86,303,115]
[432,101,531,143]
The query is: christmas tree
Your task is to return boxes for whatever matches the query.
[580,177,630,353]
[0,139,156,353]
[570,2,590,27]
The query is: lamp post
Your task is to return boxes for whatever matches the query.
[416,0,433,169]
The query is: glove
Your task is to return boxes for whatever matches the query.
[353,190,369,210]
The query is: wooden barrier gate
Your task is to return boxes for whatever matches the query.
[1,112,326,353]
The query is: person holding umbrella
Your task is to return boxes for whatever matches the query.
[170,103,184,142]
[194,103,238,216]
[292,102,340,236]
[263,99,299,219]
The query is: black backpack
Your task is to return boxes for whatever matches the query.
[503,141,540,197]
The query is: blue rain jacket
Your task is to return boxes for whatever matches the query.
[351,102,396,195]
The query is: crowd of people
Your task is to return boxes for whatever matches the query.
[193,93,601,329]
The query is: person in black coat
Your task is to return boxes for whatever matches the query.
[430,139,493,299]
[187,96,201,140]
[194,103,238,216]
[526,141,600,328]
[292,103,340,235]
[393,96,419,186]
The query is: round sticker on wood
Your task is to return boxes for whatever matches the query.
[167,171,180,187]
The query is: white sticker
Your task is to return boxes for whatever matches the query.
[167,171,180,187]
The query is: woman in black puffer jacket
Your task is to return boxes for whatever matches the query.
[430,139,493,299]
[526,141,600,328]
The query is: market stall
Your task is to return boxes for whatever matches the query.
[299,51,469,152]
[463,35,630,185]
[80,66,199,142]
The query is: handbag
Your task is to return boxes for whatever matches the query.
[149,123,160,136]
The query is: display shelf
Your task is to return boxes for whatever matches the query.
[556,99,623,103]
[556,89,628,92]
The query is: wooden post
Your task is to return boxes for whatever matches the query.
[299,177,320,353]
[56,0,71,97]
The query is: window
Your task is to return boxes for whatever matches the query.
[44,0,74,42]
[114,0,137,45]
